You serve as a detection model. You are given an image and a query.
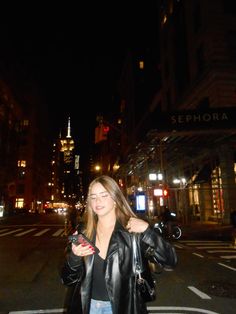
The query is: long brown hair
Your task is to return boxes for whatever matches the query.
[85,175,137,239]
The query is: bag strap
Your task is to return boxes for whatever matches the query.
[132,234,144,276]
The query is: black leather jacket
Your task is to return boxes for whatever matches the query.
[61,221,177,314]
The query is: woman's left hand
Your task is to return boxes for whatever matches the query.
[126,217,149,233]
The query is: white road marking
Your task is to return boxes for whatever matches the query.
[218,262,236,271]
[193,252,204,258]
[14,228,37,236]
[52,228,65,236]
[180,240,223,243]
[173,244,184,249]
[220,255,236,259]
[9,309,66,314]
[34,228,51,236]
[197,245,230,249]
[208,250,236,253]
[188,286,211,299]
[0,228,23,236]
[148,306,219,313]
[0,228,9,233]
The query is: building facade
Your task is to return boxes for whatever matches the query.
[113,0,236,224]
[0,78,51,215]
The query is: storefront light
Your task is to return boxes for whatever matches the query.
[149,173,157,181]
[154,188,163,196]
[173,178,186,185]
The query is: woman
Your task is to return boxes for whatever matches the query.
[61,175,177,314]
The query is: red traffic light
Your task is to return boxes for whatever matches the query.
[103,125,110,133]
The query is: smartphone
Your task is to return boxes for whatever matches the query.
[68,233,100,253]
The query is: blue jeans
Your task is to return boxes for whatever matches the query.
[89,299,113,314]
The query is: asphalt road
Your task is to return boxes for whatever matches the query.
[0,213,235,314]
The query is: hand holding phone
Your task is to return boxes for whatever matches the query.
[68,233,100,253]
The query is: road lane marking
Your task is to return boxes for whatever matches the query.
[188,286,211,299]
[0,228,23,236]
[9,309,66,314]
[52,228,64,236]
[0,228,9,233]
[218,262,236,271]
[34,228,51,236]
[220,255,236,259]
[193,252,204,258]
[14,228,37,236]
[148,306,219,313]
[197,245,230,249]
[173,244,184,249]
[208,250,236,253]
[180,240,224,243]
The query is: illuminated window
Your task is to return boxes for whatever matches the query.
[15,198,24,208]
[18,160,26,167]
[23,119,29,126]
[139,60,144,70]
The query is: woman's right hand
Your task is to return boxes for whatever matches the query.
[71,243,95,256]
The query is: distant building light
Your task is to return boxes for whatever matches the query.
[139,60,144,70]
[173,178,181,184]
[154,189,163,196]
[149,173,157,181]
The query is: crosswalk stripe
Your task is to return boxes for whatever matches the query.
[52,228,64,237]
[218,262,236,271]
[180,240,236,261]
[0,228,23,236]
[14,228,37,236]
[9,309,66,314]
[197,245,230,249]
[208,249,236,253]
[0,228,9,233]
[34,228,51,236]
[0,227,66,238]
[220,255,236,259]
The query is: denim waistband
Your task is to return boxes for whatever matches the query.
[90,298,112,313]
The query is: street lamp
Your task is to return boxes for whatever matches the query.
[94,164,102,173]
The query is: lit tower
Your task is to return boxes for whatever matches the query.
[59,117,78,205]
[60,117,75,163]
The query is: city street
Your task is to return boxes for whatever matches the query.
[0,213,236,314]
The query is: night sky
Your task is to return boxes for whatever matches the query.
[0,2,159,155]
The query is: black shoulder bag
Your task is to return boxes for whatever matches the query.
[132,234,156,303]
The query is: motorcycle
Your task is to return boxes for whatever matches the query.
[154,220,182,239]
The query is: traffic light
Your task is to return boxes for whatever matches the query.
[163,189,168,197]
[95,124,110,143]
[102,125,110,140]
